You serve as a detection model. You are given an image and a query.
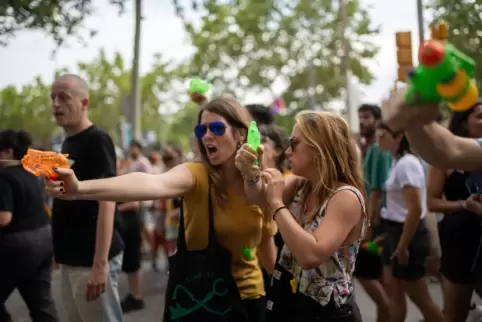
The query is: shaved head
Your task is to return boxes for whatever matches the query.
[51,74,91,132]
[55,74,89,99]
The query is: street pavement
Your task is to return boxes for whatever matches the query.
[2,259,461,321]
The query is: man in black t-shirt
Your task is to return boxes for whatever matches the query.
[50,74,124,321]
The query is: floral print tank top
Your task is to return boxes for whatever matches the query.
[278,185,367,307]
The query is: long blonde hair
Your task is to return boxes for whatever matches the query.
[196,97,252,202]
[295,111,368,224]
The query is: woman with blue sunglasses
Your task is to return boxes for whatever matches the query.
[44,97,278,322]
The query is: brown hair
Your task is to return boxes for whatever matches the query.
[196,97,252,202]
[260,125,289,172]
[295,111,369,224]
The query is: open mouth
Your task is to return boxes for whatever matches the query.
[54,112,64,117]
[205,145,218,155]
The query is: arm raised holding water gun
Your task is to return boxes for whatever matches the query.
[381,40,482,170]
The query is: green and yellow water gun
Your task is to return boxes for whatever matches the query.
[247,121,261,166]
[404,40,478,112]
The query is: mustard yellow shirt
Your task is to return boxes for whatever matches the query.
[183,162,277,299]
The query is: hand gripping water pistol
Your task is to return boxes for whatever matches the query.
[247,121,261,166]
[404,40,478,112]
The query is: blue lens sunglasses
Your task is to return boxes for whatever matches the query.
[194,121,226,139]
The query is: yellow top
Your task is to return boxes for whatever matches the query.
[183,162,277,299]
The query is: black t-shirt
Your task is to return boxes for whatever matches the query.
[52,125,124,266]
[0,165,50,235]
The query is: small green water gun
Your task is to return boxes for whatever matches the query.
[247,121,261,166]
[361,241,382,256]
[189,78,211,95]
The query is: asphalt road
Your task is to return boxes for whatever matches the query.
[1,260,461,322]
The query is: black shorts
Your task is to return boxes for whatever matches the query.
[293,293,361,322]
[118,212,142,273]
[381,218,430,281]
[353,247,383,280]
[439,214,482,284]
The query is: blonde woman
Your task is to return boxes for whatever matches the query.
[236,111,368,321]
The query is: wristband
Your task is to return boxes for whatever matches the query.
[272,205,287,220]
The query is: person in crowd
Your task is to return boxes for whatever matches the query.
[50,74,124,322]
[119,139,153,313]
[148,151,164,174]
[151,144,184,272]
[115,146,143,313]
[377,123,444,322]
[237,110,368,321]
[355,104,392,322]
[45,96,278,322]
[427,103,482,322]
[0,130,58,322]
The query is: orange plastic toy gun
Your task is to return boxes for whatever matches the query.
[21,149,71,178]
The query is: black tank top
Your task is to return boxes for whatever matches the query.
[441,171,481,241]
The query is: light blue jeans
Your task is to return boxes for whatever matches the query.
[60,253,124,322]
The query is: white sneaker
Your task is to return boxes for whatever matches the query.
[467,304,482,322]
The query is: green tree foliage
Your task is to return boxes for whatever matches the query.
[428,0,482,86]
[173,0,379,110]
[0,0,127,46]
[0,77,54,146]
[0,50,185,146]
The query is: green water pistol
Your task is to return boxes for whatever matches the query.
[247,121,261,165]
[189,78,211,95]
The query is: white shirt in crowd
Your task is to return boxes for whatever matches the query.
[382,154,427,223]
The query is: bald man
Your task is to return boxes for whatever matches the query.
[50,75,125,321]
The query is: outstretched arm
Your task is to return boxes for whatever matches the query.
[406,122,482,170]
[77,164,195,201]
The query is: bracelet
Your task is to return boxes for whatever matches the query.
[245,173,261,186]
[272,205,287,220]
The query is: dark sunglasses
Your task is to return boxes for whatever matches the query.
[194,121,226,139]
[289,137,299,151]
